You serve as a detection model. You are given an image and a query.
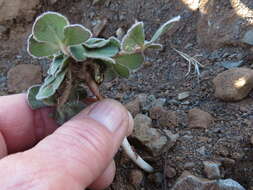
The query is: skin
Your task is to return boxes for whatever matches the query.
[0,94,133,190]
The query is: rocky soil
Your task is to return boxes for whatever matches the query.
[1,0,253,189]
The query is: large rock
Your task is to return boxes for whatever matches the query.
[0,0,40,23]
[172,171,246,190]
[7,64,42,92]
[197,0,253,49]
[132,114,178,155]
[213,68,253,101]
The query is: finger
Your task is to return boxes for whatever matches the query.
[0,99,133,190]
[88,161,116,190]
[0,94,96,154]
[0,94,58,153]
[88,112,133,190]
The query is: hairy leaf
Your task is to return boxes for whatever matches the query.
[83,44,119,62]
[84,37,120,49]
[47,54,69,75]
[27,35,59,58]
[115,53,144,70]
[69,45,87,61]
[27,85,56,109]
[64,24,91,46]
[113,64,130,78]
[84,38,109,48]
[150,15,181,43]
[144,41,163,50]
[121,22,145,53]
[108,37,121,48]
[33,12,69,44]
[27,85,49,109]
[103,67,117,82]
[36,68,68,100]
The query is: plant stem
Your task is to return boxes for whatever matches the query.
[58,69,73,108]
[84,71,154,173]
[84,70,103,100]
[122,137,154,172]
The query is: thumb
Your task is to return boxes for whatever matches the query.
[0,99,132,190]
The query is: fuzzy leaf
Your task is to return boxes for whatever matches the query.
[27,35,59,58]
[144,41,163,50]
[150,15,181,43]
[47,54,69,75]
[108,37,121,48]
[27,85,49,109]
[95,57,116,64]
[84,38,109,48]
[69,45,87,61]
[36,68,68,100]
[64,24,91,46]
[83,44,119,62]
[115,53,144,70]
[113,64,130,78]
[94,60,117,82]
[103,68,117,82]
[27,85,56,109]
[121,22,145,53]
[33,12,69,44]
[84,37,120,49]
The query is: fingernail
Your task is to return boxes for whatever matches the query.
[88,100,124,132]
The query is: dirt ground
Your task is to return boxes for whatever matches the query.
[0,0,253,189]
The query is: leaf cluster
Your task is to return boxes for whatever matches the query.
[27,11,180,123]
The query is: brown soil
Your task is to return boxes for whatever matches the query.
[0,0,253,189]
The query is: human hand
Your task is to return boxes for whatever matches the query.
[0,94,133,190]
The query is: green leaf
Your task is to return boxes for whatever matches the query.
[36,68,68,100]
[103,67,117,82]
[150,15,181,43]
[69,45,87,61]
[27,85,48,109]
[144,41,163,50]
[27,85,56,109]
[84,37,120,49]
[27,35,59,58]
[33,11,69,44]
[95,57,116,64]
[64,24,91,46]
[47,54,69,75]
[113,64,130,78]
[121,22,145,53]
[115,53,144,70]
[108,37,121,48]
[84,44,119,59]
[84,38,109,48]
